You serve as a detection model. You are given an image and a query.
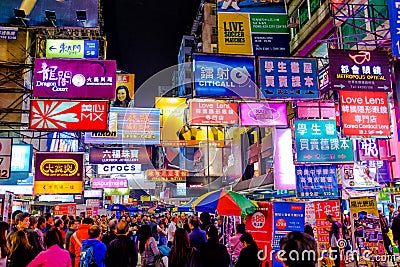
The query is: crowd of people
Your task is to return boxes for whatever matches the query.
[0,210,320,267]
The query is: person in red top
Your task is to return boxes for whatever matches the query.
[69,218,93,267]
[55,219,66,247]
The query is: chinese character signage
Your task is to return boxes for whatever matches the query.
[190,100,239,125]
[46,39,99,59]
[240,102,288,127]
[217,0,289,56]
[0,139,12,179]
[92,178,128,189]
[0,27,17,40]
[146,169,187,182]
[349,197,386,266]
[54,204,76,216]
[340,164,378,188]
[296,165,338,198]
[356,139,391,161]
[387,0,400,56]
[34,153,83,194]
[328,49,391,92]
[89,147,150,164]
[84,107,160,145]
[297,101,335,119]
[97,164,141,175]
[33,59,116,99]
[193,54,257,98]
[363,160,391,183]
[339,91,390,136]
[29,100,108,131]
[294,120,355,163]
[259,57,319,99]
[272,202,305,267]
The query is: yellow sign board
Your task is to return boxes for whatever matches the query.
[34,181,82,194]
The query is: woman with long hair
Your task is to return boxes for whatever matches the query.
[112,85,134,107]
[138,225,160,267]
[235,232,261,267]
[0,221,9,267]
[7,230,35,267]
[199,225,230,267]
[169,228,199,267]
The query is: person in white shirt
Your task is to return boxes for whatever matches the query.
[167,216,179,248]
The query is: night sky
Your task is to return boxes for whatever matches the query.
[103,0,201,105]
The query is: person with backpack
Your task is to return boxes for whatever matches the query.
[69,218,93,267]
[138,225,160,267]
[79,225,106,267]
[106,221,138,267]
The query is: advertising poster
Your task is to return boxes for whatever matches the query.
[388,0,400,56]
[349,197,386,266]
[240,102,288,127]
[34,152,84,194]
[190,100,239,125]
[339,91,390,137]
[295,165,338,198]
[340,164,378,188]
[29,100,108,131]
[294,120,355,163]
[246,202,273,267]
[113,74,135,107]
[155,97,186,143]
[89,147,151,165]
[314,200,341,267]
[217,0,289,56]
[2,191,13,224]
[146,170,187,183]
[297,101,336,119]
[84,107,160,145]
[33,58,116,99]
[46,39,99,59]
[0,138,12,179]
[103,188,130,196]
[328,49,391,92]
[193,54,257,98]
[54,203,76,216]
[259,57,319,99]
[357,139,391,161]
[363,160,391,183]
[272,202,305,267]
[92,179,128,189]
[0,0,99,27]
[273,128,296,190]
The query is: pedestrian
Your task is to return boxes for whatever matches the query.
[158,221,168,246]
[388,203,398,228]
[199,225,230,267]
[234,232,260,267]
[378,210,393,259]
[69,217,93,267]
[199,212,211,231]
[391,212,400,246]
[0,221,9,267]
[279,231,317,267]
[65,219,78,262]
[7,230,35,267]
[79,225,106,267]
[34,216,46,250]
[325,214,341,267]
[44,213,54,232]
[228,223,245,263]
[27,229,72,267]
[167,216,178,248]
[188,216,207,251]
[138,225,160,267]
[55,219,66,246]
[106,220,138,267]
[101,219,118,248]
[169,228,199,267]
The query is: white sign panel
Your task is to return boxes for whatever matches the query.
[97,164,141,175]
[84,190,103,198]
[39,195,74,202]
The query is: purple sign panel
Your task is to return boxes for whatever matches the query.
[89,147,151,165]
[240,102,287,127]
[91,179,128,188]
[35,153,84,181]
[33,59,116,99]
[328,49,391,92]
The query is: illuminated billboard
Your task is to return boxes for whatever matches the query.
[239,102,287,127]
[46,39,99,59]
[190,100,239,125]
[112,74,135,107]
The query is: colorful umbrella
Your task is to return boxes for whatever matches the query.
[192,189,256,216]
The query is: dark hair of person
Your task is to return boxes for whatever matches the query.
[114,85,131,106]
[44,212,52,221]
[44,229,61,248]
[240,232,256,246]
[139,225,152,253]
[236,224,245,234]
[116,221,129,234]
[0,221,9,258]
[205,225,219,242]
[54,218,63,228]
[200,212,211,225]
[189,216,200,228]
[68,219,76,228]
[9,230,32,256]
[37,216,45,226]
[82,217,94,225]
[388,203,395,208]
[169,228,191,266]
[279,231,317,267]
[29,215,37,228]
[88,225,102,239]
[15,212,29,224]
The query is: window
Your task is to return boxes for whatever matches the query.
[211,5,217,16]
[212,26,218,35]
[309,0,320,16]
[299,1,309,28]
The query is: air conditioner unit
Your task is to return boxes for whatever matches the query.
[288,17,300,28]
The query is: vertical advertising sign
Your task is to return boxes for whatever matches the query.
[112,74,135,107]
[294,120,354,163]
[193,54,257,98]
[387,0,400,56]
[328,49,391,92]
[339,91,390,136]
[217,0,289,56]
[273,128,296,190]
[349,197,386,266]
[2,191,13,224]
[259,57,319,99]
[272,202,305,267]
[0,139,12,178]
[295,165,338,198]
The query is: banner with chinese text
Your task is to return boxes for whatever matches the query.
[146,169,187,182]
[190,100,239,125]
[89,147,151,165]
[54,204,76,216]
[296,165,338,198]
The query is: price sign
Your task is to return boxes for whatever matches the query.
[0,139,12,178]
